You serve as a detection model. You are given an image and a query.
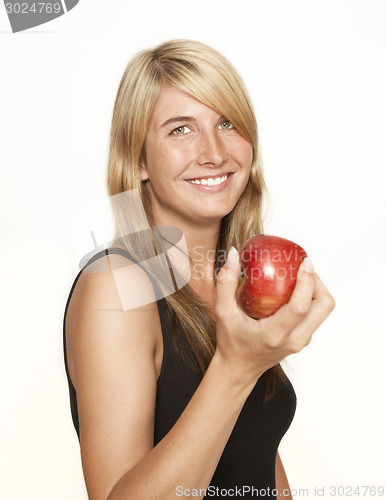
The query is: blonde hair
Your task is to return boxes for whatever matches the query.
[107,39,286,400]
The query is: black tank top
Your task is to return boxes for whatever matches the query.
[63,248,297,498]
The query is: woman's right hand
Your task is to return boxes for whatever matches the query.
[214,247,335,386]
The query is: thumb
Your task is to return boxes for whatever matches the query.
[215,247,241,312]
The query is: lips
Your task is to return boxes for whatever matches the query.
[186,172,233,181]
[187,174,230,186]
[184,172,235,192]
[185,172,233,186]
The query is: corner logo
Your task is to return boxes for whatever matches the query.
[4,0,79,32]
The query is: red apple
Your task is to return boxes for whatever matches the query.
[236,235,307,319]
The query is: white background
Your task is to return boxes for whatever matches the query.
[1,1,385,498]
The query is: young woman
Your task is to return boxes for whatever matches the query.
[63,39,335,499]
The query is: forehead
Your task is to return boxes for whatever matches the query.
[149,84,220,127]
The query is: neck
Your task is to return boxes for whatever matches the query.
[152,213,221,286]
[186,223,221,281]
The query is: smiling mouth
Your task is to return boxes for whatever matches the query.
[186,173,232,186]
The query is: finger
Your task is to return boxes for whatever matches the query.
[215,247,241,316]
[272,257,316,332]
[313,272,335,303]
[290,290,336,349]
[288,272,336,348]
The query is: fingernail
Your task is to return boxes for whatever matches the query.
[226,246,238,267]
[301,257,314,273]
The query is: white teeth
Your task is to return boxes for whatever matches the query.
[188,175,228,186]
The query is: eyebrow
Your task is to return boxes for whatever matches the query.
[161,116,196,127]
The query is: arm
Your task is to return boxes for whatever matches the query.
[275,452,293,499]
[67,251,334,500]
[66,254,257,500]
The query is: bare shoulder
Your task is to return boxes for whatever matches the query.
[69,251,158,312]
[65,251,163,388]
[64,251,163,500]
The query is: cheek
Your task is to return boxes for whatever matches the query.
[243,140,253,161]
[150,145,190,180]
[234,139,253,171]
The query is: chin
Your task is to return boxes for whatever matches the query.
[193,205,234,222]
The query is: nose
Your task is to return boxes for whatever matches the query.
[196,130,227,167]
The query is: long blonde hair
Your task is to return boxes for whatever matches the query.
[107,39,286,400]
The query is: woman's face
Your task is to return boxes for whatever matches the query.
[140,84,253,227]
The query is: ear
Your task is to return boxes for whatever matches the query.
[139,160,149,182]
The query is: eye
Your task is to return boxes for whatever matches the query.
[218,120,235,130]
[171,125,191,135]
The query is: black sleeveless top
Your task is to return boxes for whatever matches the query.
[63,248,297,498]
